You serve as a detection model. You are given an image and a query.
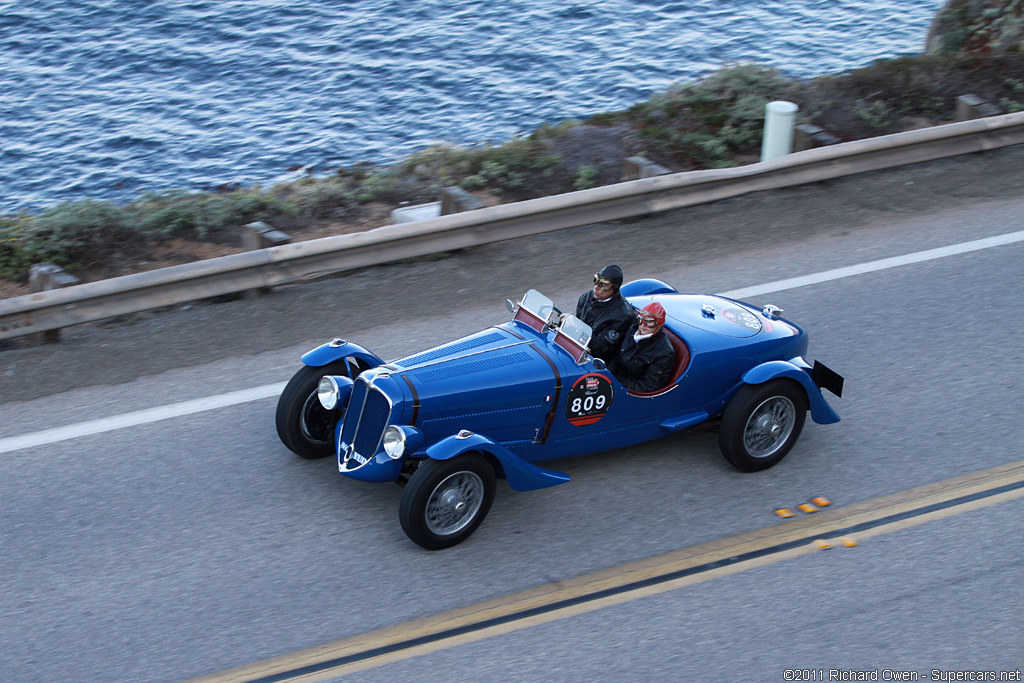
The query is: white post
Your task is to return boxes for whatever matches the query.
[761,101,799,162]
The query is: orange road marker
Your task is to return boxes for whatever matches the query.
[774,508,795,518]
[811,496,832,507]
[798,503,818,514]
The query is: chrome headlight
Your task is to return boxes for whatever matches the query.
[382,425,406,459]
[317,376,340,409]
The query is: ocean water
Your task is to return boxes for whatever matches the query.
[1,0,944,213]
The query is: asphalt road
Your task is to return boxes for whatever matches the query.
[1,145,1023,683]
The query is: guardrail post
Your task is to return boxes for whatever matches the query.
[440,186,486,215]
[391,202,441,224]
[621,157,671,181]
[242,222,291,298]
[761,101,799,162]
[29,263,80,343]
[956,94,1002,121]
[794,124,841,152]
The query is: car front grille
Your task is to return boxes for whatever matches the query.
[339,377,392,468]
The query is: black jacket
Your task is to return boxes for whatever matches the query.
[576,290,635,361]
[608,326,676,392]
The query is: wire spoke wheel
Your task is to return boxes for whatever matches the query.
[425,471,485,536]
[720,380,807,472]
[743,396,796,458]
[400,453,497,550]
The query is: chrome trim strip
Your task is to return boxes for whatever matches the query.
[339,377,369,471]
[389,340,534,372]
[361,381,394,459]
[341,378,395,472]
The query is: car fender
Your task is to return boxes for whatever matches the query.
[300,339,385,371]
[741,360,840,425]
[425,432,570,492]
[619,278,679,298]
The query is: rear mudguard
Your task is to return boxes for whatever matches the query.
[619,278,679,298]
[741,360,840,425]
[425,432,570,492]
[301,339,385,372]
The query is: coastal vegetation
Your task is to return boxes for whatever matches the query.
[2,0,1022,291]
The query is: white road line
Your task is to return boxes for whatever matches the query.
[0,383,286,454]
[717,229,1024,300]
[3,229,1023,455]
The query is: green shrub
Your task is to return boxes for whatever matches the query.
[281,178,357,218]
[1000,97,1024,112]
[130,188,281,239]
[401,143,475,176]
[0,216,36,282]
[21,199,133,270]
[853,99,891,130]
[354,171,400,204]
[621,63,797,164]
[573,165,600,190]
[460,174,487,191]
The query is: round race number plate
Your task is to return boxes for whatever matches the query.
[566,373,614,426]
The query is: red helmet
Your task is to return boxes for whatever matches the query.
[637,302,666,330]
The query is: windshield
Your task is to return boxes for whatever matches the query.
[519,289,556,323]
[557,314,592,349]
[511,290,594,357]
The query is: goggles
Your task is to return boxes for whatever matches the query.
[637,313,660,328]
[593,274,615,291]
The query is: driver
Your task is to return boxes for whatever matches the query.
[608,302,676,392]
[575,264,634,361]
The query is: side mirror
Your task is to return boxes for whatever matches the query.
[505,299,517,313]
[591,357,607,370]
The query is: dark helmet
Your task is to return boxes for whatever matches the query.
[593,264,623,291]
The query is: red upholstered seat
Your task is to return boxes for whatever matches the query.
[626,327,690,398]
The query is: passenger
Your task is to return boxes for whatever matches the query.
[575,264,634,361]
[608,302,676,392]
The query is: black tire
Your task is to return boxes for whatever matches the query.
[275,361,350,459]
[719,380,807,472]
[399,453,497,550]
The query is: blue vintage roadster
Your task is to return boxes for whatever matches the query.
[276,279,843,550]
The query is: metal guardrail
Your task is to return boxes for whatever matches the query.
[2,111,1023,341]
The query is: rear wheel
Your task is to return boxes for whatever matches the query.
[399,453,497,550]
[719,380,807,472]
[275,361,350,459]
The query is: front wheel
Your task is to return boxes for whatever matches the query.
[719,380,807,472]
[275,361,350,459]
[399,454,497,550]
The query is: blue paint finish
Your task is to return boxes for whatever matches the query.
[619,278,678,298]
[659,410,710,432]
[741,361,841,425]
[290,290,842,495]
[338,452,405,483]
[300,340,385,369]
[426,432,570,491]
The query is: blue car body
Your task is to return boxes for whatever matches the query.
[299,279,841,492]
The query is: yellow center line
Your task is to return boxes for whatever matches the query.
[185,459,1024,683]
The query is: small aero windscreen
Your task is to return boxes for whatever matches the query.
[512,289,556,334]
[554,314,592,364]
